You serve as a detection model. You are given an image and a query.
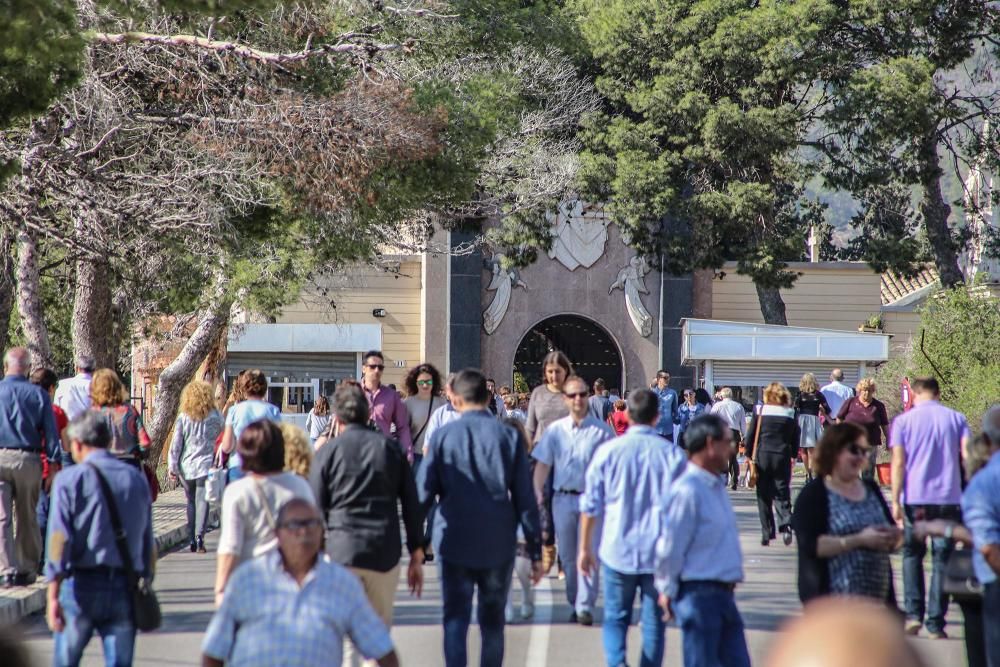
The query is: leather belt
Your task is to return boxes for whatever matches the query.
[556,489,582,495]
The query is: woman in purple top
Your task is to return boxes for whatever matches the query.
[836,378,889,482]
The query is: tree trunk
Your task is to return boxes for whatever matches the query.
[918,137,964,288]
[146,274,233,466]
[72,255,117,370]
[15,229,54,370]
[0,228,15,353]
[754,283,789,325]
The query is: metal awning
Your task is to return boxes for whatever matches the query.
[681,319,890,364]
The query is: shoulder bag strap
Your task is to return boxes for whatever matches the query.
[750,408,764,464]
[87,462,138,581]
[252,478,277,532]
[412,398,436,445]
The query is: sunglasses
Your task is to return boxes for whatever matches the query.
[278,518,323,531]
[563,391,588,399]
[366,364,385,371]
[416,380,434,387]
[847,442,871,457]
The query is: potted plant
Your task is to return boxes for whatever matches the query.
[858,313,884,333]
[874,444,892,486]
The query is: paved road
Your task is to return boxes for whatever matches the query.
[18,489,966,666]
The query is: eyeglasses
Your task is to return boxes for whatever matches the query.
[564,391,588,399]
[847,443,871,457]
[278,518,323,531]
[416,380,434,387]
[366,364,385,371]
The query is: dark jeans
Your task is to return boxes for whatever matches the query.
[902,504,960,633]
[985,581,1000,667]
[178,475,209,545]
[960,599,987,667]
[755,451,792,541]
[412,456,436,548]
[439,558,513,667]
[602,565,665,667]
[53,570,135,667]
[674,582,751,667]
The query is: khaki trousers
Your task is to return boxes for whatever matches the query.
[343,564,400,667]
[0,449,43,577]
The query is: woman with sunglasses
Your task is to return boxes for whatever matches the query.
[676,389,706,449]
[791,423,902,607]
[403,364,446,466]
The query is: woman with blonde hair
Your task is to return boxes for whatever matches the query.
[169,380,224,553]
[279,422,313,478]
[90,368,151,465]
[795,373,831,482]
[746,382,800,546]
[835,377,889,482]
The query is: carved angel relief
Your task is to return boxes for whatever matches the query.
[610,255,653,337]
[483,253,527,335]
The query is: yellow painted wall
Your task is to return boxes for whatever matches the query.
[277,259,423,387]
[711,264,882,332]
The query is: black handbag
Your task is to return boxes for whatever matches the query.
[942,547,983,602]
[88,463,163,632]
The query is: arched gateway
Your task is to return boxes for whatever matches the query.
[513,315,624,390]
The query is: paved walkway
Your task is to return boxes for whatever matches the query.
[14,487,967,666]
[0,488,199,626]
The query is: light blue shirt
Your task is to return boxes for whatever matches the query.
[655,464,744,598]
[226,399,282,469]
[203,550,393,666]
[961,453,1000,585]
[580,424,688,574]
[677,402,706,435]
[532,415,615,492]
[654,386,680,437]
[820,381,854,418]
[423,401,461,447]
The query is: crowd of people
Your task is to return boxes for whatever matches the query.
[1,344,998,667]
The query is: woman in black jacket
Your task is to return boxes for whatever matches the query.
[791,423,902,607]
[746,382,800,546]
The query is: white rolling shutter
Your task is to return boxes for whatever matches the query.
[713,361,860,388]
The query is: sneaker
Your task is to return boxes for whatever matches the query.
[13,573,36,586]
[569,611,578,624]
[927,630,948,640]
[782,529,794,546]
[761,538,770,547]
[505,606,515,624]
[0,574,17,588]
[904,620,922,636]
[189,542,197,553]
[197,537,207,554]
[577,611,594,626]
[520,603,535,620]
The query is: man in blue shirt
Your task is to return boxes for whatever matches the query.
[532,375,614,626]
[0,347,62,587]
[653,370,680,441]
[656,414,750,667]
[961,405,1000,667]
[579,388,688,667]
[417,368,543,667]
[45,411,154,667]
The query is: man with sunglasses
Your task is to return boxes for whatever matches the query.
[203,498,401,667]
[532,376,615,626]
[361,351,414,463]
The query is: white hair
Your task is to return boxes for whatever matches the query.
[3,348,31,376]
[719,387,733,399]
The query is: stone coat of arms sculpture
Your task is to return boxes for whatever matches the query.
[546,199,611,271]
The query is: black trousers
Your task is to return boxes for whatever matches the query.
[728,429,741,488]
[755,450,792,540]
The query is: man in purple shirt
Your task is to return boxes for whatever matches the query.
[361,351,414,462]
[890,376,971,639]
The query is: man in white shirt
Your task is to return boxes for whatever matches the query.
[711,387,746,490]
[820,369,854,418]
[53,355,95,421]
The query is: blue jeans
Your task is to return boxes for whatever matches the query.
[674,582,751,667]
[903,504,960,633]
[53,570,135,667]
[439,558,513,667]
[602,565,665,667]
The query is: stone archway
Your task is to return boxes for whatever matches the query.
[513,314,624,390]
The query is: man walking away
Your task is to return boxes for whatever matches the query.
[310,384,425,667]
[656,414,750,667]
[820,369,854,421]
[417,369,543,667]
[0,348,63,588]
[890,376,971,639]
[203,498,400,667]
[54,356,95,422]
[579,389,688,667]
[588,379,612,423]
[45,412,153,667]
[711,387,747,491]
[360,351,414,462]
[532,375,615,625]
[653,371,680,442]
